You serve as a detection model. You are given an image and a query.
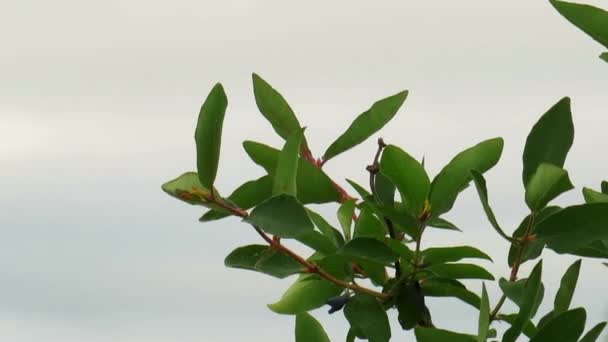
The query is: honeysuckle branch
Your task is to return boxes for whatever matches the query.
[489,213,536,321]
[206,193,389,300]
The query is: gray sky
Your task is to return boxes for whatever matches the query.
[1,0,607,341]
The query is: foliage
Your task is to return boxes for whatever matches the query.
[161,1,608,340]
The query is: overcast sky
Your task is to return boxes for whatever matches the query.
[1,0,607,341]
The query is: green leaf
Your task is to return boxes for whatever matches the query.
[535,203,608,253]
[274,129,304,196]
[507,206,561,267]
[550,1,608,48]
[246,194,314,238]
[338,199,356,241]
[601,52,608,62]
[602,181,608,194]
[374,201,420,239]
[295,312,331,342]
[323,91,407,162]
[583,187,608,203]
[554,259,581,315]
[470,170,513,242]
[195,83,228,189]
[252,73,302,141]
[424,263,494,280]
[421,246,492,265]
[354,206,386,240]
[375,172,396,206]
[306,209,344,248]
[396,281,432,330]
[344,294,391,342]
[268,274,342,314]
[522,97,573,187]
[346,329,357,342]
[499,314,538,338]
[428,217,462,232]
[224,245,305,278]
[386,239,414,260]
[530,307,586,342]
[380,145,430,215]
[525,164,573,212]
[430,138,504,217]
[340,238,398,265]
[243,141,341,203]
[200,175,273,222]
[580,321,607,342]
[296,230,338,255]
[570,240,608,259]
[498,278,545,317]
[415,327,476,342]
[346,179,371,198]
[161,172,216,206]
[421,278,481,309]
[478,284,490,342]
[502,260,543,342]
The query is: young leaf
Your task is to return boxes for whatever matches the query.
[522,97,573,187]
[252,73,302,141]
[200,175,273,222]
[425,263,494,280]
[579,321,607,342]
[323,91,407,162]
[583,187,608,203]
[502,260,543,342]
[344,294,391,342]
[340,238,398,265]
[162,172,215,206]
[550,1,608,48]
[243,141,341,203]
[421,246,492,265]
[529,307,586,342]
[470,170,514,242]
[274,129,304,196]
[415,327,476,342]
[295,312,331,342]
[246,194,314,238]
[554,259,581,315]
[268,274,342,314]
[338,199,356,241]
[525,164,573,212]
[429,138,504,217]
[195,83,228,189]
[535,203,608,253]
[478,284,490,342]
[380,145,430,215]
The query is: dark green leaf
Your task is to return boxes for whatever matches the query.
[580,321,607,342]
[425,263,494,280]
[274,129,304,196]
[525,164,573,212]
[338,199,356,241]
[429,138,504,217]
[422,246,492,265]
[340,238,398,265]
[570,240,608,259]
[535,203,608,253]
[323,90,408,162]
[550,1,608,48]
[522,97,573,187]
[246,194,314,238]
[499,314,537,338]
[296,230,338,255]
[396,281,431,330]
[224,245,268,271]
[255,249,306,278]
[375,172,396,206]
[346,329,357,342]
[421,278,481,309]
[498,278,545,317]
[346,179,371,198]
[601,52,608,62]
[161,172,217,206]
[243,141,341,204]
[583,187,608,203]
[268,274,342,314]
[200,175,272,222]
[386,239,414,260]
[354,206,386,240]
[478,284,490,342]
[502,260,543,342]
[344,294,391,342]
[195,83,228,189]
[428,217,461,232]
[470,170,513,242]
[602,181,608,194]
[295,312,330,342]
[374,202,419,239]
[530,307,586,342]
[252,73,302,141]
[380,145,430,215]
[507,206,561,267]
[307,209,343,247]
[554,259,581,315]
[415,327,476,342]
